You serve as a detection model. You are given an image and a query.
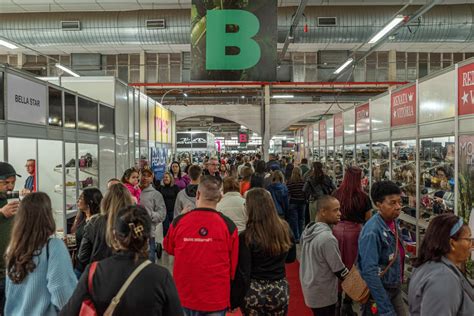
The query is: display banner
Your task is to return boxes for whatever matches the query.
[319,120,327,141]
[458,62,474,116]
[7,74,47,125]
[176,132,208,149]
[355,103,370,133]
[191,0,277,81]
[334,112,344,138]
[155,105,162,143]
[161,109,172,144]
[458,135,474,267]
[239,131,248,143]
[391,84,417,126]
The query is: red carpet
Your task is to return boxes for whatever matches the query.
[227,261,312,316]
[286,261,313,316]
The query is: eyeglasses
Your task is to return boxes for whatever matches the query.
[458,237,474,243]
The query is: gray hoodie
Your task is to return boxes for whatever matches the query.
[173,184,198,217]
[140,185,166,236]
[300,222,345,309]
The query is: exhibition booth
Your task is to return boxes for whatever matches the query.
[176,131,216,163]
[1,65,176,235]
[309,57,474,281]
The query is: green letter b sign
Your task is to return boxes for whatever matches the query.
[206,10,261,70]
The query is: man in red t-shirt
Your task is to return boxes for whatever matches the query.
[164,176,239,316]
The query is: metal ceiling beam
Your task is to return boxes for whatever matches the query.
[279,0,309,63]
[336,0,443,80]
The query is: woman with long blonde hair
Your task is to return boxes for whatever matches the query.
[232,188,296,315]
[76,183,133,273]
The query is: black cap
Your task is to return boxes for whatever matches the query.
[0,162,21,180]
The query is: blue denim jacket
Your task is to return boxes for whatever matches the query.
[358,213,402,316]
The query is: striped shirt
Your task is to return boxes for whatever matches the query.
[287,181,306,203]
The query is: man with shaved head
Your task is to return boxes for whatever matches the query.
[164,176,238,316]
[300,195,349,316]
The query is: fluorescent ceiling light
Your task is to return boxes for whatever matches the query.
[0,39,18,49]
[334,58,354,74]
[183,92,188,97]
[55,63,80,77]
[272,95,294,99]
[368,15,405,44]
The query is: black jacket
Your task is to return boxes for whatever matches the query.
[159,184,180,214]
[77,214,112,272]
[231,230,296,309]
[303,175,335,200]
[60,252,183,316]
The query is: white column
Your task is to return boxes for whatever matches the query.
[263,85,271,160]
[388,50,397,81]
[139,51,146,93]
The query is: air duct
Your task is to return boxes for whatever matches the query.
[0,5,472,47]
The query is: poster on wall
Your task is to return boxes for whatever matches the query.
[355,103,370,133]
[391,85,417,126]
[7,74,47,125]
[334,112,344,138]
[151,147,168,181]
[458,62,474,116]
[458,135,474,273]
[191,0,277,81]
[155,105,162,143]
[161,109,172,144]
[319,120,327,141]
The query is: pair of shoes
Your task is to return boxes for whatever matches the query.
[56,159,76,168]
[155,242,163,260]
[80,177,93,188]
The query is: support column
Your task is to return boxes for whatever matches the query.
[262,85,271,161]
[139,51,146,93]
[388,50,397,81]
[17,53,26,69]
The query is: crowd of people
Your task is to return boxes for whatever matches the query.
[0,151,472,315]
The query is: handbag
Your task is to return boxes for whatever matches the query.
[79,261,99,316]
[341,225,399,304]
[79,260,151,316]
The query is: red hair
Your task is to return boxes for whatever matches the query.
[333,166,369,220]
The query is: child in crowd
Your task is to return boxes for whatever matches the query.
[122,168,141,204]
[300,195,349,316]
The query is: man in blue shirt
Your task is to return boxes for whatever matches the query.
[23,159,36,192]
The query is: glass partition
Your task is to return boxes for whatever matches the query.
[64,92,76,129]
[78,97,98,132]
[334,143,344,186]
[344,144,355,167]
[63,142,78,235]
[78,143,99,190]
[38,140,65,232]
[419,136,455,223]
[100,105,114,134]
[371,141,390,183]
[392,139,417,212]
[0,71,4,120]
[48,87,63,127]
[356,143,370,192]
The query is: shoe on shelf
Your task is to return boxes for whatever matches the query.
[56,159,76,168]
[81,177,93,188]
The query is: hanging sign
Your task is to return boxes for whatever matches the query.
[7,74,47,125]
[334,112,344,138]
[391,85,417,126]
[319,120,327,141]
[239,131,249,143]
[191,0,277,81]
[458,62,474,116]
[355,103,370,133]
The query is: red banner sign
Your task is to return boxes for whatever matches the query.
[355,103,370,133]
[391,85,417,126]
[334,112,343,138]
[319,120,326,140]
[458,62,474,116]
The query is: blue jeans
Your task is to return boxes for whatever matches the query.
[182,308,227,316]
[288,203,305,240]
[149,237,156,263]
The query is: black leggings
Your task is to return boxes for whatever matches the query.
[311,304,336,316]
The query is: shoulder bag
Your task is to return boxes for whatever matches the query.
[341,226,399,304]
[79,260,151,316]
